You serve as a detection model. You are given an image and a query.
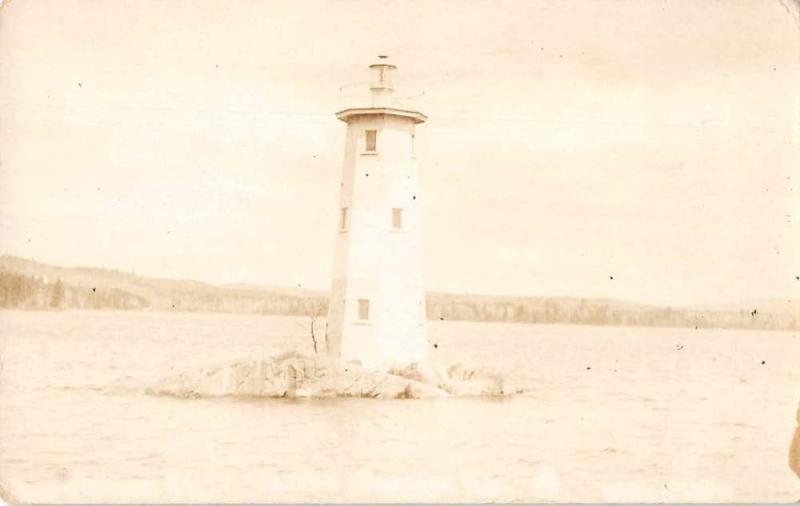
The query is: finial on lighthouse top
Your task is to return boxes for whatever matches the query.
[335,56,426,124]
[369,55,395,107]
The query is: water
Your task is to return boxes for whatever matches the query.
[1,310,798,502]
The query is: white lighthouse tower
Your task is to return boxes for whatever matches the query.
[326,57,429,371]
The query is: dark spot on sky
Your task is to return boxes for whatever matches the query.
[412,195,416,200]
[751,309,758,316]
[78,82,82,87]
[91,288,96,292]
[586,366,591,371]
[439,317,444,321]
[609,276,614,280]
[761,360,766,365]
[433,343,438,349]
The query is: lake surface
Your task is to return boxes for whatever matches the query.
[0,310,798,502]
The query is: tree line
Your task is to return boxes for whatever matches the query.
[0,271,323,315]
[424,296,799,331]
[0,272,147,310]
[1,270,796,331]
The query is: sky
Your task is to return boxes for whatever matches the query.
[0,0,798,306]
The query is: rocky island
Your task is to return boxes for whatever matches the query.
[148,352,510,400]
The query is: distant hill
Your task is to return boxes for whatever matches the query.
[696,298,800,318]
[0,254,797,331]
[0,255,326,316]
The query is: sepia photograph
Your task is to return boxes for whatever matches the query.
[0,0,799,503]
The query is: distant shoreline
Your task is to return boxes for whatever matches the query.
[2,306,799,336]
[1,254,797,332]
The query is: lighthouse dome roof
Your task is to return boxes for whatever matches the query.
[369,55,396,69]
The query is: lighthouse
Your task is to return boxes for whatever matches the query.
[326,57,429,371]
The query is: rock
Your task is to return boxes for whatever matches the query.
[389,362,507,396]
[147,353,448,400]
[147,353,510,400]
[442,364,504,396]
[388,361,443,385]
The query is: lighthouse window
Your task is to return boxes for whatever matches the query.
[357,299,370,320]
[365,130,377,152]
[392,208,403,229]
[340,207,348,231]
